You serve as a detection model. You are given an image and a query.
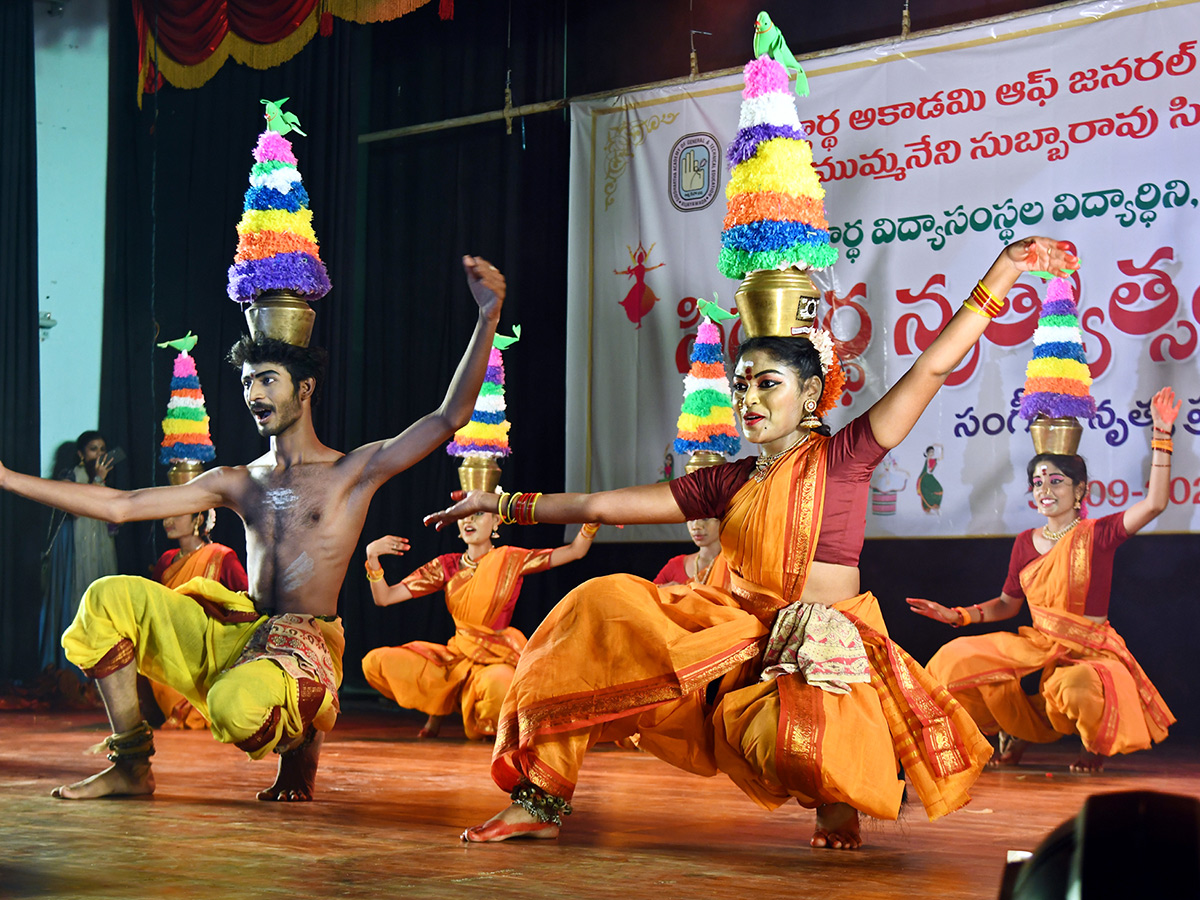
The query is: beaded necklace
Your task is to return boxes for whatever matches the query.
[752,432,810,483]
[1042,516,1081,542]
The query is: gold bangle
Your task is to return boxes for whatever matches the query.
[497,491,515,525]
[365,561,384,583]
[952,606,970,627]
[1151,438,1173,454]
[581,523,600,539]
[529,492,541,525]
[962,297,990,319]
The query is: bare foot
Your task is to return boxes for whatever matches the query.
[987,731,1028,767]
[1070,749,1105,773]
[811,803,861,850]
[461,802,560,843]
[52,760,155,800]
[418,715,443,739]
[257,730,322,802]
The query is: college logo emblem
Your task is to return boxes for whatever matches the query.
[668,134,720,211]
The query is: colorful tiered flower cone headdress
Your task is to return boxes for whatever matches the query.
[447,327,520,492]
[228,99,330,348]
[1019,277,1096,455]
[718,24,845,416]
[158,332,216,484]
[674,301,740,472]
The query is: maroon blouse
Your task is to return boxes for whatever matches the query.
[668,414,888,567]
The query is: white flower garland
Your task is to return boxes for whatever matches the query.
[793,326,834,376]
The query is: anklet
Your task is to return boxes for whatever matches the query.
[510,782,572,825]
[275,725,316,756]
[105,721,155,762]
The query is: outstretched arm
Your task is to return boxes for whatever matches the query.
[907,592,1025,626]
[364,535,416,606]
[357,256,505,485]
[868,237,1079,450]
[0,462,235,524]
[1123,386,1179,535]
[547,523,601,567]
[425,482,684,532]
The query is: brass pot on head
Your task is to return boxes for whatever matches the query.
[734,268,821,339]
[1029,415,1083,456]
[685,451,726,474]
[167,460,205,485]
[458,456,502,494]
[244,290,316,348]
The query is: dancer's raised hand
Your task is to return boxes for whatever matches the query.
[1151,386,1180,431]
[462,256,505,319]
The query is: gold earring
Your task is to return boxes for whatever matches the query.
[800,397,820,429]
[193,517,202,537]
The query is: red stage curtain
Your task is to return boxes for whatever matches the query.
[133,0,448,104]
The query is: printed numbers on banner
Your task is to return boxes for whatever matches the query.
[1033,476,1200,510]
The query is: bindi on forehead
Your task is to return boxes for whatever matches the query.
[738,359,755,377]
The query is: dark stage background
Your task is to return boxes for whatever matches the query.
[2,0,1194,735]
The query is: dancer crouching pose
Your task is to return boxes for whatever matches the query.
[0,256,504,801]
[361,517,598,740]
[908,387,1179,772]
[426,237,1078,849]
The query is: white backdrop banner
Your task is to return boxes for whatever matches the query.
[566,0,1200,541]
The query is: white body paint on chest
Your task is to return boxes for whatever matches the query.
[281,551,316,592]
[265,488,300,510]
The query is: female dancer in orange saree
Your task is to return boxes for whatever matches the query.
[361,513,598,740]
[427,237,1077,849]
[908,387,1179,772]
[145,510,248,729]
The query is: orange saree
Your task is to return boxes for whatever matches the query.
[926,518,1174,756]
[361,545,552,739]
[149,543,248,729]
[492,437,991,821]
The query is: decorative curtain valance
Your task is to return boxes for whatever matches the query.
[135,0,452,105]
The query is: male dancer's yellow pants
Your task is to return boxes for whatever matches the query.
[63,575,342,758]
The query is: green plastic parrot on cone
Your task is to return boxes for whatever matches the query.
[754,11,809,98]
[156,331,198,353]
[261,98,307,137]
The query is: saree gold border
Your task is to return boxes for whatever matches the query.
[862,630,972,778]
[515,679,685,739]
[780,438,827,603]
[728,574,787,622]
[1031,606,1175,731]
[1091,664,1121,756]
[677,639,764,694]
[1067,519,1095,614]
[513,641,763,739]
[492,552,524,610]
[776,674,829,804]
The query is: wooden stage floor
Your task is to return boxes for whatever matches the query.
[2,702,1196,900]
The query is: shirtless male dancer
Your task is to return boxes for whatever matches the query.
[0,256,504,802]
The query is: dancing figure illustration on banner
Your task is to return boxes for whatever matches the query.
[615,241,665,328]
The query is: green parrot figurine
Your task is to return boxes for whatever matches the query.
[753,11,809,98]
[698,297,738,322]
[493,324,521,350]
[261,98,307,137]
[156,331,198,353]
